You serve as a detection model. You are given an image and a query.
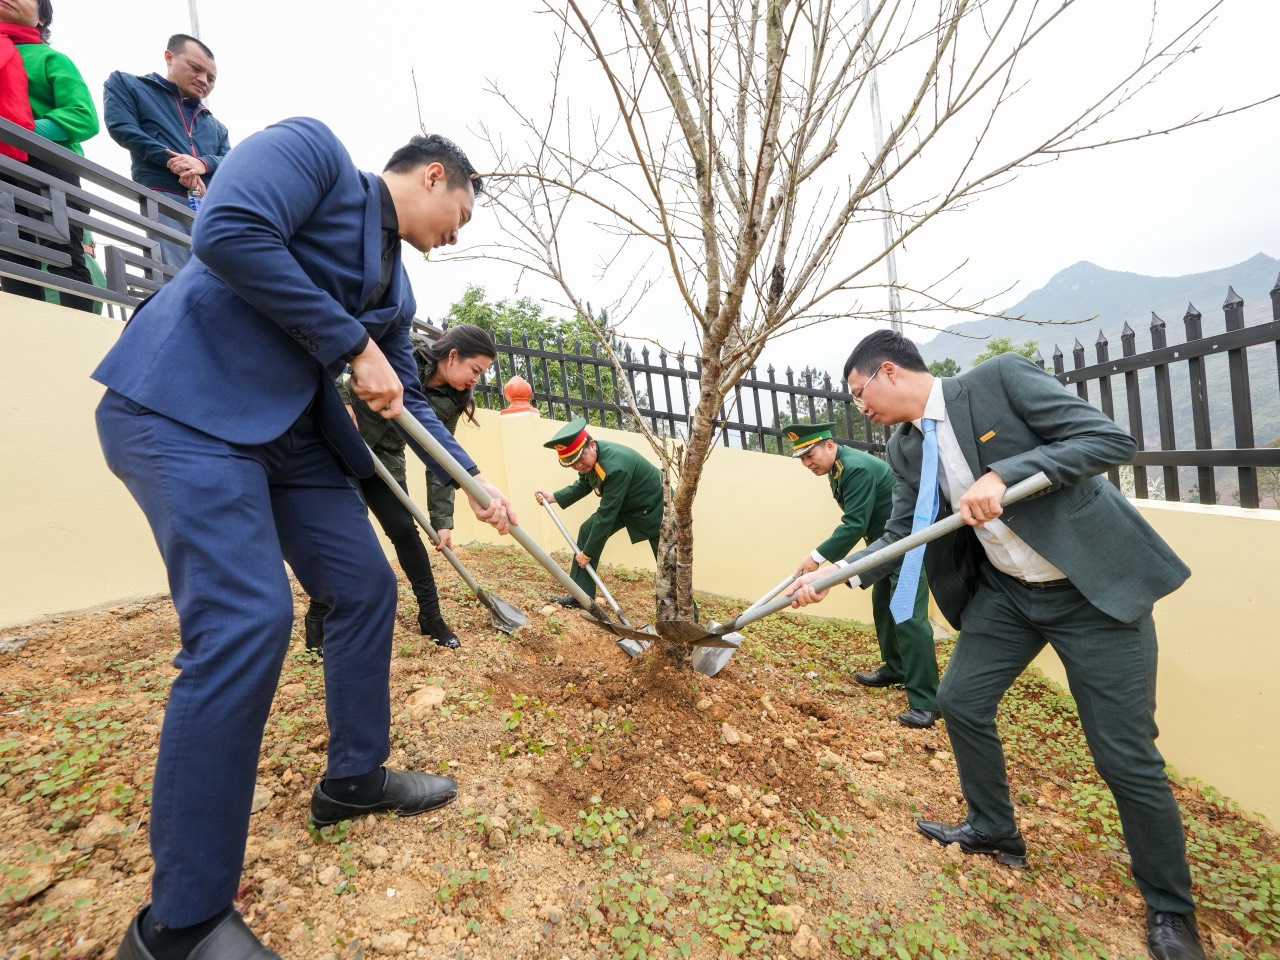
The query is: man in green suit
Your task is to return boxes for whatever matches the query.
[535,418,664,609]
[788,422,939,728]
[789,331,1203,960]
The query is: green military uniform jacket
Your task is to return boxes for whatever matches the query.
[337,340,470,529]
[552,439,663,560]
[815,445,896,562]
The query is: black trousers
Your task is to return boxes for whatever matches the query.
[0,155,94,312]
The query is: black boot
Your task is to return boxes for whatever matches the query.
[303,602,326,657]
[418,609,460,649]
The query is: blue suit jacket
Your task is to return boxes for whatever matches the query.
[92,117,472,482]
[845,354,1190,627]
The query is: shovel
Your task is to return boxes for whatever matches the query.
[391,411,650,653]
[661,471,1053,648]
[540,498,656,654]
[366,449,529,634]
[690,574,795,677]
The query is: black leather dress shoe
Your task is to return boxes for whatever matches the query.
[551,595,582,609]
[898,708,940,729]
[916,819,1029,868]
[310,769,458,827]
[854,668,903,688]
[115,906,281,960]
[1146,907,1206,960]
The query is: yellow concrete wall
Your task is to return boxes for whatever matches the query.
[2,293,170,622]
[2,295,1276,823]
[1034,500,1280,825]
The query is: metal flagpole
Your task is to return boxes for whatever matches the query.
[187,0,201,37]
[861,0,903,334]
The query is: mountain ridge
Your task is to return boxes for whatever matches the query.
[919,253,1280,371]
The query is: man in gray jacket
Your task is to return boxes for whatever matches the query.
[790,330,1203,960]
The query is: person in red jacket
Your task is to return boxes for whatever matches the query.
[0,0,99,311]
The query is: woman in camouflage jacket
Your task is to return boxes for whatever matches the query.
[306,324,498,650]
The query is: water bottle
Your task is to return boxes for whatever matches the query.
[186,189,203,213]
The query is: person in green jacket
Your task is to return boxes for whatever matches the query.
[0,0,99,311]
[789,422,939,728]
[535,418,664,609]
[305,324,497,651]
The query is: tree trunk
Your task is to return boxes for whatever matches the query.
[655,357,725,626]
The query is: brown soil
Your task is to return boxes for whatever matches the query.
[0,544,1273,959]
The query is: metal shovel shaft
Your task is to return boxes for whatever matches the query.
[366,452,484,597]
[743,575,796,615]
[717,471,1052,636]
[540,499,631,626]
[392,411,605,618]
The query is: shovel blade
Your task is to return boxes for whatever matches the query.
[483,593,529,634]
[616,636,651,657]
[691,631,742,676]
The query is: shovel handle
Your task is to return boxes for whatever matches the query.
[744,574,796,614]
[539,498,630,625]
[393,410,607,619]
[367,450,486,598]
[721,471,1053,634]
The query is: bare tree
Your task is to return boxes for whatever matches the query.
[470,0,1275,624]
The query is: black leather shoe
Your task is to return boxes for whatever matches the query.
[551,595,582,609]
[115,906,280,960]
[854,668,903,688]
[1146,907,1206,960]
[419,613,460,649]
[310,769,457,826]
[899,708,940,729]
[916,819,1029,868]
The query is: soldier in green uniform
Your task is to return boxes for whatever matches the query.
[789,422,940,728]
[535,418,664,609]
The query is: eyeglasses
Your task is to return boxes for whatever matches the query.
[850,367,881,413]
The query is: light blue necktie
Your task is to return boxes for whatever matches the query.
[890,418,938,623]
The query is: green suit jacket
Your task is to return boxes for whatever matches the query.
[553,440,664,560]
[815,445,895,561]
[845,353,1190,628]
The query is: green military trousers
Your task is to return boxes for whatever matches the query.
[869,566,939,712]
[569,513,659,600]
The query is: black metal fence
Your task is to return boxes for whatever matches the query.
[473,333,890,456]
[474,281,1280,508]
[1046,280,1280,508]
[1,117,190,315]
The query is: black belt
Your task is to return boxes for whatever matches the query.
[1008,574,1072,590]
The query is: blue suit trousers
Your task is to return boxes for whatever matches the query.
[96,389,397,927]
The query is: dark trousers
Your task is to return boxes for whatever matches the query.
[96,390,398,928]
[0,156,94,312]
[938,563,1195,914]
[869,568,939,711]
[310,472,442,623]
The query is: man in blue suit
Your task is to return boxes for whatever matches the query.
[789,331,1204,960]
[94,118,515,960]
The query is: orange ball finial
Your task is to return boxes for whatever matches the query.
[502,375,535,415]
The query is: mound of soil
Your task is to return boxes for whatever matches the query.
[0,544,1273,959]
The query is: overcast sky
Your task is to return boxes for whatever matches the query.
[54,0,1280,374]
